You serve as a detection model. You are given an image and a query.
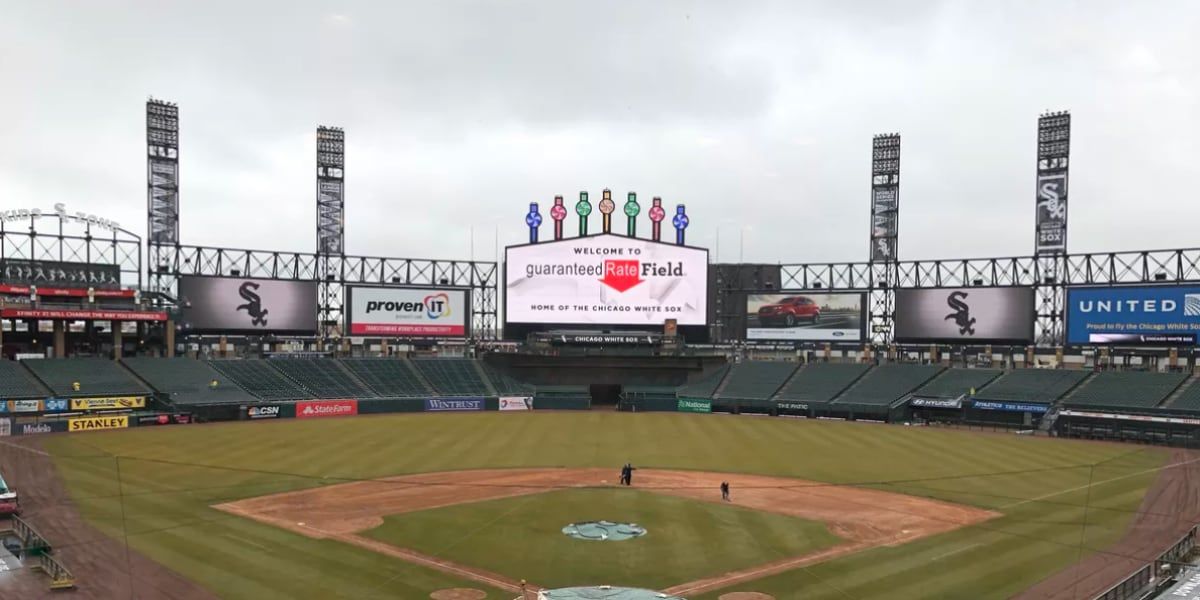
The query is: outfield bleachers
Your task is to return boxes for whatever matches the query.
[123,357,259,405]
[410,358,490,396]
[716,361,798,400]
[479,363,534,395]
[833,364,944,406]
[1167,378,1200,412]
[1065,371,1189,410]
[22,358,149,397]
[207,360,312,401]
[0,360,49,399]
[916,368,1003,399]
[268,359,373,399]
[973,369,1089,404]
[338,359,431,397]
[775,363,870,404]
[677,365,730,399]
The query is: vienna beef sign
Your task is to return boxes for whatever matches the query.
[505,234,708,326]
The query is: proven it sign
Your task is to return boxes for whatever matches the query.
[505,234,708,326]
[347,287,468,337]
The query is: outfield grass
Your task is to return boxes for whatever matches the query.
[42,412,1167,599]
[363,488,842,589]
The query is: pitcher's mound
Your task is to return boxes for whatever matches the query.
[719,593,775,600]
[431,588,487,600]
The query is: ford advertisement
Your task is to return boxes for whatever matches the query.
[1067,285,1200,345]
[746,292,865,342]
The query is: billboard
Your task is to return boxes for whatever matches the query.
[498,397,532,411]
[894,287,1035,343]
[347,287,468,337]
[505,234,708,326]
[870,187,898,261]
[746,293,865,342]
[70,397,147,411]
[247,405,281,419]
[1035,172,1068,254]
[178,276,318,335]
[425,398,484,412]
[1,258,121,289]
[1066,285,1200,345]
[295,400,357,419]
[68,415,129,432]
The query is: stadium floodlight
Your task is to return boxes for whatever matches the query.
[146,98,180,247]
[1035,111,1070,255]
[316,126,346,256]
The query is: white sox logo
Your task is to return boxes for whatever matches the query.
[945,291,976,335]
[236,282,268,327]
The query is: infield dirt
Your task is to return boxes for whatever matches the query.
[214,467,998,595]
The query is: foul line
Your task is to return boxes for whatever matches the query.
[999,454,1200,510]
[0,439,49,457]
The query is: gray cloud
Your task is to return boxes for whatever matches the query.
[1,0,1197,268]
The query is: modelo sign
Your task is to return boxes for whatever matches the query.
[894,287,1035,343]
[505,234,708,326]
[348,287,467,337]
[1067,285,1200,345]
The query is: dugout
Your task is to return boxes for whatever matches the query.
[1056,409,1200,447]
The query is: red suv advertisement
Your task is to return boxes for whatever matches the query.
[756,296,821,327]
[295,399,358,419]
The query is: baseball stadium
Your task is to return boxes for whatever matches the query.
[2,102,1200,600]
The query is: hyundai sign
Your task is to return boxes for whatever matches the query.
[347,287,468,337]
[1067,285,1200,345]
[178,276,318,335]
[505,234,708,326]
[894,287,1035,343]
[746,292,865,342]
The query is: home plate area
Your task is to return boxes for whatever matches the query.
[213,467,996,596]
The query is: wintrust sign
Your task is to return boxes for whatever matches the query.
[295,400,357,419]
[505,234,708,326]
[347,287,467,337]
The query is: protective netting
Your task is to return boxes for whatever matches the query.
[535,586,685,600]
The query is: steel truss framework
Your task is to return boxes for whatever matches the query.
[779,247,1200,347]
[0,218,143,290]
[148,245,498,340]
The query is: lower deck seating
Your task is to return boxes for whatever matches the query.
[916,368,1003,399]
[268,359,373,399]
[410,359,491,396]
[833,364,944,406]
[22,358,149,397]
[716,361,797,400]
[338,359,430,397]
[123,357,258,405]
[207,360,312,401]
[973,369,1089,404]
[0,360,49,399]
[776,363,870,404]
[677,365,730,399]
[1066,371,1189,410]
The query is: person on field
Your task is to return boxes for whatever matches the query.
[625,463,637,486]
[721,481,730,501]
[619,464,628,485]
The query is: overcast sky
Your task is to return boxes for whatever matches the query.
[1,1,1197,265]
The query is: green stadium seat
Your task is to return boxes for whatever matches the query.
[207,360,312,401]
[973,369,1089,404]
[776,363,870,405]
[833,364,944,406]
[268,359,373,399]
[123,357,258,405]
[1065,371,1189,410]
[1167,377,1200,412]
[0,360,49,399]
[478,363,534,396]
[339,359,432,397]
[22,358,149,397]
[915,369,1003,399]
[410,358,490,396]
[716,361,798,400]
[676,365,730,400]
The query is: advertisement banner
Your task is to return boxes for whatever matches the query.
[498,397,533,411]
[347,287,468,337]
[870,188,898,262]
[247,405,281,419]
[777,401,809,412]
[1066,285,1200,345]
[12,400,41,413]
[178,276,318,334]
[0,258,121,289]
[0,308,167,322]
[746,293,865,342]
[677,398,712,413]
[1059,409,1200,426]
[15,421,67,435]
[972,401,1049,414]
[910,397,963,409]
[68,415,129,432]
[1035,172,1068,254]
[317,181,345,255]
[70,397,146,411]
[0,418,9,437]
[895,287,1035,343]
[295,399,357,419]
[43,398,69,412]
[505,234,708,326]
[137,414,174,426]
[425,398,484,412]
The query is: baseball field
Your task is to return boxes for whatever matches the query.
[6,411,1198,599]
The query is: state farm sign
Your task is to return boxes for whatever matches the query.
[505,234,707,326]
[295,400,358,419]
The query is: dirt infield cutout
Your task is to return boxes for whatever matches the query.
[429,588,487,600]
[213,468,997,595]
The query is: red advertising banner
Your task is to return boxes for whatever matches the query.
[0,284,136,298]
[0,308,167,321]
[295,399,358,419]
[349,323,466,336]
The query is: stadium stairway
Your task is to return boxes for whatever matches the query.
[471,361,499,396]
[1159,374,1200,410]
[1055,371,1098,405]
[332,360,378,397]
